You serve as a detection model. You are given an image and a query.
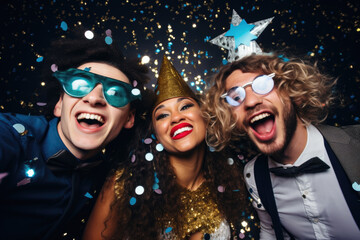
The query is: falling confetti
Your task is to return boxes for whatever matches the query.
[50,64,58,72]
[145,152,154,161]
[132,80,138,87]
[131,154,136,163]
[217,185,225,193]
[105,29,112,36]
[12,123,26,134]
[0,172,9,183]
[25,168,35,177]
[144,138,153,144]
[0,3,359,238]
[135,185,145,195]
[352,182,360,191]
[84,192,94,198]
[105,36,113,45]
[60,21,68,31]
[131,88,141,96]
[36,56,44,62]
[84,30,94,39]
[2,1,358,122]
[130,197,136,205]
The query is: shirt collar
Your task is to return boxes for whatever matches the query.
[42,118,70,161]
[42,118,106,164]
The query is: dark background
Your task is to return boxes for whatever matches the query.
[1,0,359,126]
[0,1,358,238]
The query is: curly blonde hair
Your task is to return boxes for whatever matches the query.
[202,54,337,151]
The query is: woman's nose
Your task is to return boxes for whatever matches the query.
[171,110,185,124]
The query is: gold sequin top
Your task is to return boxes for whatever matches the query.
[157,181,227,239]
[113,170,230,239]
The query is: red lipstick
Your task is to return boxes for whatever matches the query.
[170,123,193,140]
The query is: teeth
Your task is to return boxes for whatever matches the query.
[250,113,270,124]
[77,113,104,124]
[173,127,192,137]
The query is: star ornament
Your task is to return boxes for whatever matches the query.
[224,20,257,48]
[210,10,274,62]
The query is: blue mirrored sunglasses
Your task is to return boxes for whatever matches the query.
[53,68,141,108]
[221,73,275,107]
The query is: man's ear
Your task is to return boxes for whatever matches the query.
[124,109,135,129]
[53,95,63,117]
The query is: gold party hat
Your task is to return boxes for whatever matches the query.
[154,55,196,107]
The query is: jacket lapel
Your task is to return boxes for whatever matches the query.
[316,125,360,197]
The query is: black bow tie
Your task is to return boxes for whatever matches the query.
[47,150,102,173]
[269,157,330,177]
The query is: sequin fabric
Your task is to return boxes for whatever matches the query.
[154,55,196,106]
[160,220,230,240]
[158,181,229,239]
[113,170,231,239]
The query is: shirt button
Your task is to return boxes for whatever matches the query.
[302,190,309,198]
[313,218,319,223]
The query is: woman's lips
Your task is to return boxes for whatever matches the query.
[171,123,193,140]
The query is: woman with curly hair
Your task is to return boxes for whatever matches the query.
[202,54,360,239]
[83,56,252,239]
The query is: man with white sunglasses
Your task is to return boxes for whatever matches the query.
[203,54,360,239]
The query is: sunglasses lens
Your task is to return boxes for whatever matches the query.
[63,77,93,97]
[104,85,129,107]
[55,69,140,108]
[226,87,245,106]
[252,75,274,95]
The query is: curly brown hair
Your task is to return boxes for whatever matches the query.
[101,113,250,239]
[202,54,337,151]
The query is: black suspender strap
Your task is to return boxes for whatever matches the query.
[324,140,360,230]
[254,155,285,240]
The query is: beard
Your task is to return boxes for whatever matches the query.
[253,101,298,157]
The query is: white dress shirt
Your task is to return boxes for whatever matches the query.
[244,124,360,239]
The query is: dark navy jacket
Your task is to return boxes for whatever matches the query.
[0,113,108,240]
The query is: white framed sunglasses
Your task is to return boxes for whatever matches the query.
[221,73,275,106]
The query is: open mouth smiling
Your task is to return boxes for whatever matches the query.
[249,112,275,138]
[173,126,193,137]
[170,123,193,140]
[77,113,105,128]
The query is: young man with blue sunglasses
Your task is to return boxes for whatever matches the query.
[52,62,141,161]
[0,33,150,239]
[203,54,360,239]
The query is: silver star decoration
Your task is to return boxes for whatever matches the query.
[210,10,274,62]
